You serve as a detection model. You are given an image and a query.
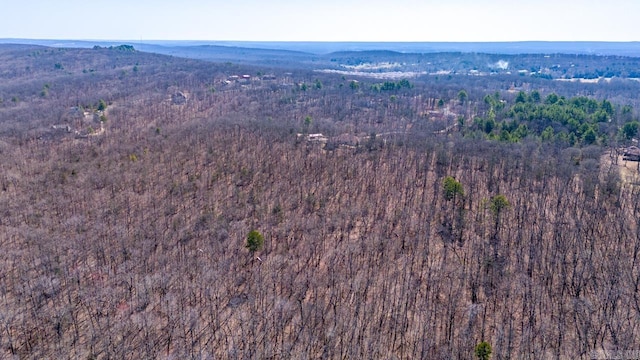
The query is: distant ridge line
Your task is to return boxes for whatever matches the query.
[2,39,640,56]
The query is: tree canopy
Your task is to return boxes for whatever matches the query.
[245,230,264,253]
[489,195,510,217]
[475,341,492,360]
[468,91,637,146]
[443,176,464,201]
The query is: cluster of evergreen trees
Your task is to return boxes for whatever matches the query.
[468,91,639,146]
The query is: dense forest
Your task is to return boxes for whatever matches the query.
[1,44,640,359]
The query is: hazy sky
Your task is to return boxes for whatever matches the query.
[2,0,639,42]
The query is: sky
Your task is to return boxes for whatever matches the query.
[2,0,639,42]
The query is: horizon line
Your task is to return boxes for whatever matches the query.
[2,38,640,44]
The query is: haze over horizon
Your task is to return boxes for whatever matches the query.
[2,0,639,43]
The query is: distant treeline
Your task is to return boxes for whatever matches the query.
[92,44,136,52]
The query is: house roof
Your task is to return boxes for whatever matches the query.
[624,146,640,156]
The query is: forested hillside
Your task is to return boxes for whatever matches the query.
[0,44,639,359]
